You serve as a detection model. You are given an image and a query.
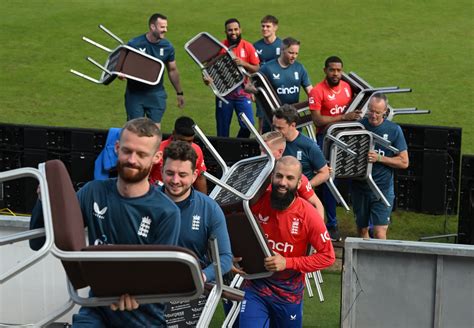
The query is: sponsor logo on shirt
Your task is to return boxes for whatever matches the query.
[256,49,263,55]
[266,234,294,253]
[137,216,151,237]
[290,314,297,321]
[256,213,270,224]
[93,202,107,220]
[294,72,299,80]
[272,73,280,80]
[139,47,146,53]
[94,234,108,245]
[277,85,299,95]
[159,48,164,56]
[291,218,301,235]
[329,105,347,115]
[192,214,201,230]
[320,230,331,243]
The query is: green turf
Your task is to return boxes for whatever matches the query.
[0,1,471,326]
[0,0,472,151]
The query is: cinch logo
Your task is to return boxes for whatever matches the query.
[266,234,294,253]
[329,105,347,115]
[375,149,386,156]
[93,202,107,220]
[277,85,299,95]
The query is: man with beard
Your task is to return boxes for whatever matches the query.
[161,140,232,282]
[352,94,408,239]
[30,118,181,327]
[253,37,312,134]
[308,56,360,241]
[261,131,324,219]
[238,156,335,328]
[124,13,184,127]
[204,18,260,138]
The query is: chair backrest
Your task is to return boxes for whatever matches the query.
[81,244,202,298]
[45,159,88,289]
[185,32,224,65]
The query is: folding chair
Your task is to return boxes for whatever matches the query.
[323,123,400,207]
[35,159,240,327]
[347,71,430,119]
[194,113,276,327]
[250,72,317,140]
[0,167,53,284]
[185,32,247,104]
[70,24,165,86]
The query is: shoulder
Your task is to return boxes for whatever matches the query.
[193,190,223,211]
[149,187,179,211]
[253,38,264,47]
[128,34,146,45]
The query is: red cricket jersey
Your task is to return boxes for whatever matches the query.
[251,191,335,273]
[149,138,207,184]
[308,79,353,132]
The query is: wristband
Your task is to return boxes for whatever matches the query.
[177,91,184,96]
[377,153,382,162]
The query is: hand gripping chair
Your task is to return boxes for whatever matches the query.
[70,24,165,86]
[193,113,282,327]
[37,159,239,327]
[185,32,247,104]
[323,123,400,208]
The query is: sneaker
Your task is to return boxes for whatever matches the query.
[328,226,342,242]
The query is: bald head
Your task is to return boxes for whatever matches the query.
[275,156,302,178]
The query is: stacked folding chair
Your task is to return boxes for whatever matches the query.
[322,122,400,208]
[70,25,165,86]
[185,32,247,104]
[194,113,277,327]
[342,72,430,119]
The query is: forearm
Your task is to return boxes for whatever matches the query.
[202,252,232,282]
[242,62,259,73]
[310,170,330,187]
[379,151,409,169]
[285,251,335,273]
[168,69,183,93]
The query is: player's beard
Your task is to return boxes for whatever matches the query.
[326,76,340,87]
[117,161,152,183]
[164,182,192,200]
[270,183,297,210]
[227,34,241,46]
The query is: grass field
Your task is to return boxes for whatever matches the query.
[0,1,472,327]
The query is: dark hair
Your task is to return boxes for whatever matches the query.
[120,118,162,149]
[282,37,300,50]
[324,56,343,68]
[149,13,167,26]
[225,18,240,28]
[163,140,197,171]
[174,116,195,137]
[261,15,278,25]
[273,104,299,124]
